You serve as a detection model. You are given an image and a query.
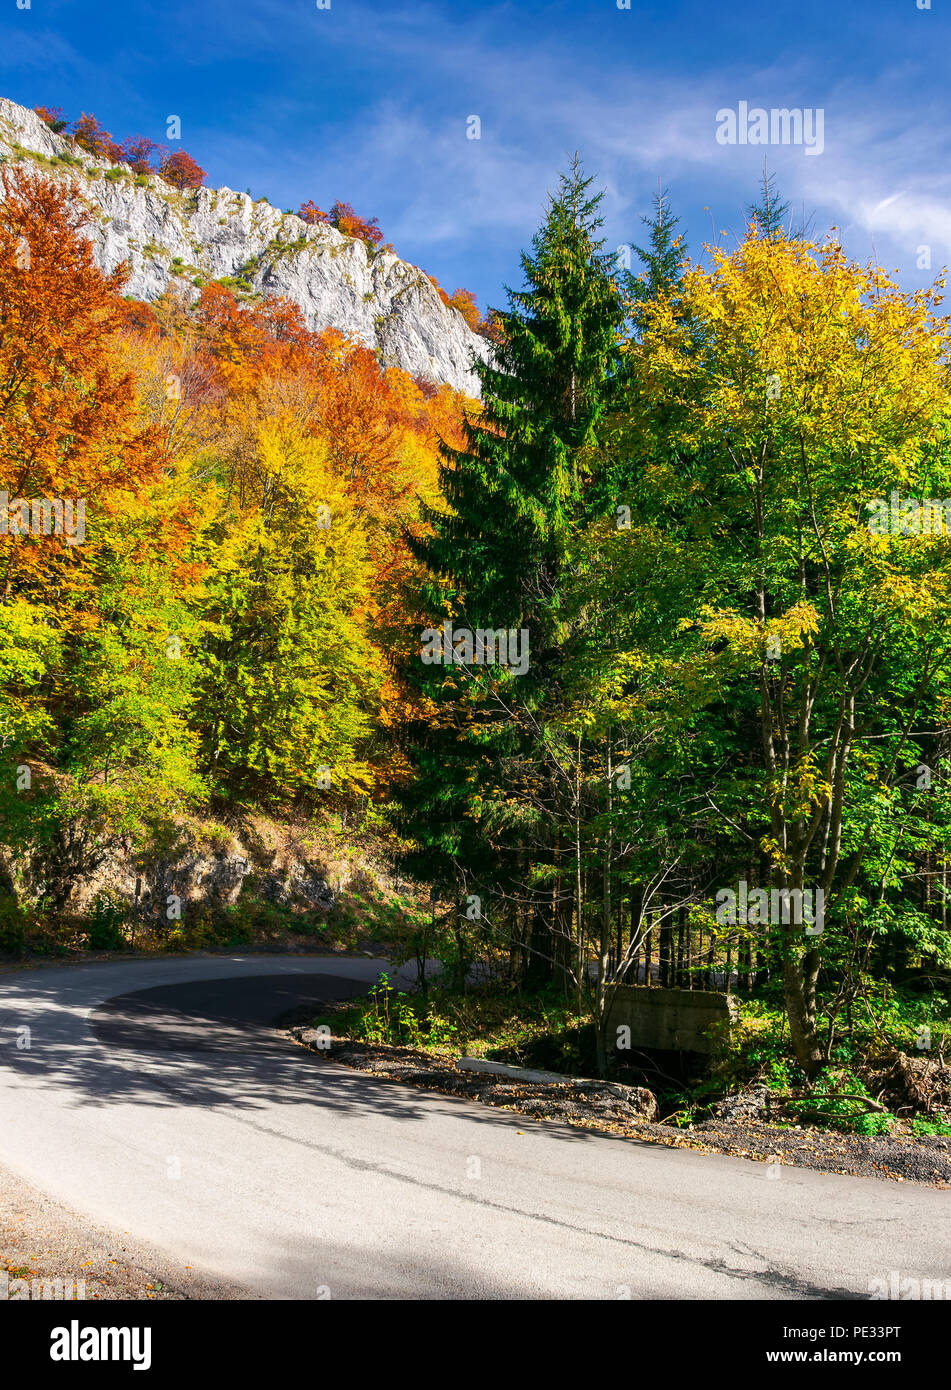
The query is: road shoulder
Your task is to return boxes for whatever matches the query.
[0,1161,256,1302]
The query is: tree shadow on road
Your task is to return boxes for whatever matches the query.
[0,968,604,1146]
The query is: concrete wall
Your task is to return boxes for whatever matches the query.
[605,985,739,1055]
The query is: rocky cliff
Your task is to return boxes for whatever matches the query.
[0,96,488,395]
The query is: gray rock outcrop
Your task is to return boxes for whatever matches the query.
[0,96,490,395]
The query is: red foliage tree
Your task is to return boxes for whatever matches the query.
[36,108,161,173]
[116,136,160,175]
[159,149,207,191]
[328,200,383,245]
[117,298,160,336]
[254,295,313,347]
[297,199,383,245]
[298,199,330,226]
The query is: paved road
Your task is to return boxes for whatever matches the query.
[0,955,947,1299]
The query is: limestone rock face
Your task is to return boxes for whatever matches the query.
[0,829,335,920]
[0,96,489,395]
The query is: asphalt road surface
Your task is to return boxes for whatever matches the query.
[0,956,947,1299]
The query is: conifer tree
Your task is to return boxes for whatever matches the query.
[745,163,793,239]
[396,159,626,966]
[604,184,689,513]
[418,155,624,634]
[630,183,686,306]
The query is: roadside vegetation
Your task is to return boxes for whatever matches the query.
[310,967,951,1138]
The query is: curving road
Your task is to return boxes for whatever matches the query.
[0,955,948,1300]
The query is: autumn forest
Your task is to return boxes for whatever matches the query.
[3,137,951,1126]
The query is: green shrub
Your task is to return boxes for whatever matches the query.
[216,275,253,294]
[204,823,235,852]
[852,1112,894,1137]
[84,890,128,951]
[911,1115,951,1137]
[0,895,26,957]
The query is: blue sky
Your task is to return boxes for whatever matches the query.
[1,0,949,314]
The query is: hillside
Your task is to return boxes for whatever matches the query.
[0,96,489,395]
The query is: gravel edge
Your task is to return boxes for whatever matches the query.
[288,1034,951,1188]
[0,1162,259,1301]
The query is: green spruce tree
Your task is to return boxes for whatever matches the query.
[630,183,686,306]
[395,158,626,978]
[419,154,624,632]
[745,163,793,239]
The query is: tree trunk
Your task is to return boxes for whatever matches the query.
[783,946,824,1074]
[595,730,613,1077]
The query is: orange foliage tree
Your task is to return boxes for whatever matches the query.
[0,167,206,858]
[0,166,161,600]
[446,287,480,332]
[298,199,330,227]
[34,105,67,134]
[180,283,470,777]
[426,275,497,337]
[297,198,383,245]
[328,200,383,245]
[70,112,114,159]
